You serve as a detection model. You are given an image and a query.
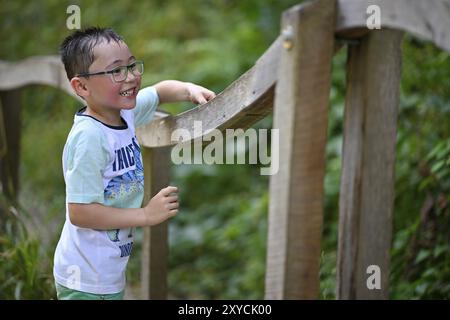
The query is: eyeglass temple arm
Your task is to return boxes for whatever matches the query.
[76,70,111,77]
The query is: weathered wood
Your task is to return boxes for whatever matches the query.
[0,56,81,102]
[336,0,450,54]
[0,1,449,153]
[135,37,281,148]
[140,146,171,299]
[0,0,447,301]
[0,90,22,200]
[337,30,403,299]
[265,0,335,299]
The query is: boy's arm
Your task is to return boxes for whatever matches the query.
[154,80,216,105]
[68,186,179,229]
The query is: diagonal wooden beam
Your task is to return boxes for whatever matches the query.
[135,37,281,148]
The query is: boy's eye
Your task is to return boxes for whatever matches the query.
[112,68,122,74]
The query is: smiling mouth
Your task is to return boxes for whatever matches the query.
[119,88,136,97]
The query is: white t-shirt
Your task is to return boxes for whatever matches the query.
[53,86,159,294]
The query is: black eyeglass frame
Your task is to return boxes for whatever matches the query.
[76,60,144,82]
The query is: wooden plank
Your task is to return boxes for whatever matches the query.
[0,89,22,200]
[136,37,281,148]
[0,56,82,102]
[337,30,403,299]
[1,0,449,155]
[336,0,450,54]
[140,146,171,300]
[265,0,335,299]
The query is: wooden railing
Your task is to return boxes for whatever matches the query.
[1,0,449,299]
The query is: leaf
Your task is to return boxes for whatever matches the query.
[431,160,445,173]
[433,245,449,258]
[415,250,431,264]
[415,283,428,295]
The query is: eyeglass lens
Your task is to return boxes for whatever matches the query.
[112,61,144,82]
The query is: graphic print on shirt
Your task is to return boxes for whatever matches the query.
[105,136,143,243]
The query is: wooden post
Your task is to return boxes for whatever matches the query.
[140,146,171,299]
[265,0,335,299]
[337,30,403,299]
[0,89,21,200]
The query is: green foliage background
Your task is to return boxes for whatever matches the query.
[0,0,449,299]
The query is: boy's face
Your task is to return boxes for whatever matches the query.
[82,40,141,111]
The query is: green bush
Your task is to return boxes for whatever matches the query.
[0,1,449,300]
[0,196,56,299]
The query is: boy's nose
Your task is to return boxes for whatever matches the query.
[125,70,138,82]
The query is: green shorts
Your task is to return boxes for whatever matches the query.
[55,282,124,300]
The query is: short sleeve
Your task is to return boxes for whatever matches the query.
[64,125,109,204]
[133,86,160,127]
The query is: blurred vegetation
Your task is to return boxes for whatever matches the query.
[0,0,449,299]
[0,194,56,299]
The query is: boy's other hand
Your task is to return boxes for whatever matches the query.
[143,186,179,226]
[186,83,216,105]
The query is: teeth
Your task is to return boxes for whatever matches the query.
[120,89,134,97]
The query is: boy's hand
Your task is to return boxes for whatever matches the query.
[154,80,216,105]
[186,83,216,105]
[143,186,179,226]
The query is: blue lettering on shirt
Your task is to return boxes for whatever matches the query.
[121,148,129,168]
[112,139,139,172]
[119,242,134,257]
[132,136,140,153]
[126,144,135,166]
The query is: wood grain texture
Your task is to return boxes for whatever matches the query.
[0,90,22,200]
[337,30,403,299]
[135,37,281,148]
[0,56,81,102]
[265,0,335,299]
[2,0,449,150]
[336,0,450,53]
[140,147,171,299]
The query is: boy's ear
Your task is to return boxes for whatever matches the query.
[70,77,89,99]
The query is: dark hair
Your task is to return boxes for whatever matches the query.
[60,27,123,80]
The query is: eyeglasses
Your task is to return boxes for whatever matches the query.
[77,60,144,83]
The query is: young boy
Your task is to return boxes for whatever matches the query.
[53,27,215,300]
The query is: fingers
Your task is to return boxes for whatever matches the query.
[166,202,179,210]
[160,186,178,197]
[195,95,207,105]
[168,209,178,217]
[201,90,216,104]
[166,195,178,203]
[205,89,216,101]
[157,186,180,214]
[200,89,215,103]
[191,87,216,105]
